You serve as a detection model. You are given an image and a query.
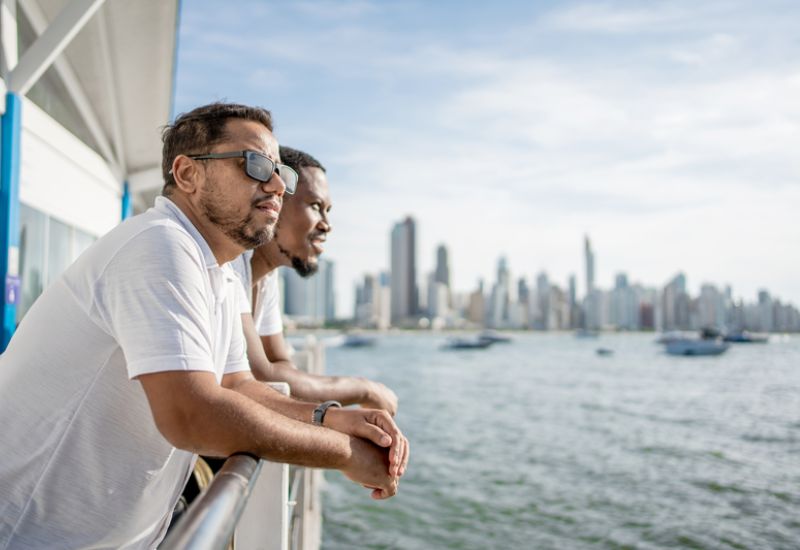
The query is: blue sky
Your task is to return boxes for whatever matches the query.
[174,0,800,315]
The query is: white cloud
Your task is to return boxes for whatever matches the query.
[175,0,800,314]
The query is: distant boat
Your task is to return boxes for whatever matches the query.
[341,334,377,348]
[596,348,614,357]
[575,329,600,339]
[442,336,494,350]
[723,331,769,344]
[665,339,729,356]
[478,330,512,344]
[656,331,694,344]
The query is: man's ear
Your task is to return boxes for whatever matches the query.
[171,155,201,194]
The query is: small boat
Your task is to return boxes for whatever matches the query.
[478,330,512,344]
[341,334,377,348]
[656,331,693,344]
[665,339,729,356]
[723,331,769,344]
[442,336,494,350]
[575,329,599,339]
[595,348,614,357]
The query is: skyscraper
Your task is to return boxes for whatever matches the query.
[434,244,450,287]
[390,216,417,325]
[488,257,511,328]
[583,235,600,329]
[282,259,336,326]
[584,235,595,296]
[662,272,690,330]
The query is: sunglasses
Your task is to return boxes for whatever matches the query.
[187,150,298,194]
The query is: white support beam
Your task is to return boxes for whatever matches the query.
[8,0,106,96]
[96,8,125,174]
[1,0,18,79]
[17,0,121,180]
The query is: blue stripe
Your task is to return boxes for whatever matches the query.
[0,92,22,352]
[121,181,132,220]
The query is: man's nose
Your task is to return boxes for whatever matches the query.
[318,213,332,233]
[262,172,286,196]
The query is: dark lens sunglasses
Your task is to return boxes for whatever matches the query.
[187,150,298,194]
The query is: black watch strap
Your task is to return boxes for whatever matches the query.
[312,400,342,426]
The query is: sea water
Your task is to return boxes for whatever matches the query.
[321,332,800,550]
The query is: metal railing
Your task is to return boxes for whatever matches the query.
[159,337,325,550]
[160,454,262,550]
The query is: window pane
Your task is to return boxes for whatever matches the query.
[47,218,72,287]
[72,228,96,262]
[17,205,47,322]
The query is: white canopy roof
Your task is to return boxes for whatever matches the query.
[18,0,179,188]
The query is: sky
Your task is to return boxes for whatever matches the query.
[174,0,800,317]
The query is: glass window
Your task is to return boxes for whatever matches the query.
[47,217,72,287]
[17,204,47,322]
[72,228,96,262]
[15,206,101,324]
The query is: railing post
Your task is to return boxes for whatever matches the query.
[234,382,291,550]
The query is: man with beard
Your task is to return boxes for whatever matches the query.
[232,146,400,416]
[0,103,407,549]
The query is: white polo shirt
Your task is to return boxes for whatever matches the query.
[230,249,284,336]
[0,197,250,549]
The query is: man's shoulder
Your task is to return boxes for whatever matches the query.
[67,210,206,289]
[106,211,202,260]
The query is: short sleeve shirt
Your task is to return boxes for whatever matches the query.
[0,197,249,549]
[230,251,284,336]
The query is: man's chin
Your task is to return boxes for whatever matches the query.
[291,255,318,278]
[233,225,274,249]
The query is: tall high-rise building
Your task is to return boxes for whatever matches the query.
[390,217,417,325]
[662,272,690,330]
[610,272,638,330]
[698,283,725,330]
[467,279,486,326]
[568,274,580,329]
[354,273,391,329]
[582,236,599,329]
[282,259,335,325]
[488,257,511,328]
[584,235,595,296]
[434,244,450,287]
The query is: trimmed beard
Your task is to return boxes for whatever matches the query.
[200,194,275,249]
[277,242,318,278]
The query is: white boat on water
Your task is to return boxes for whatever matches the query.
[478,330,513,343]
[442,336,494,350]
[665,339,730,356]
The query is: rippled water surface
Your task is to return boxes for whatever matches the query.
[320,333,800,549]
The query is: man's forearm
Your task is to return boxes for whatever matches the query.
[227,376,319,422]
[255,360,369,405]
[140,372,348,466]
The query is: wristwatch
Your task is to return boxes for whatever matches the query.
[312,400,342,426]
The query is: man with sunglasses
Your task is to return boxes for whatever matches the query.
[0,102,406,549]
[232,146,400,416]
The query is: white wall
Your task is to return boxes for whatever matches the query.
[19,97,121,238]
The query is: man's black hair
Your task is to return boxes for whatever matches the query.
[279,146,326,191]
[161,102,273,196]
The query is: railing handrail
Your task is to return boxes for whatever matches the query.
[160,454,262,550]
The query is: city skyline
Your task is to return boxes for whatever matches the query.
[174,1,800,314]
[349,219,798,318]
[350,219,798,330]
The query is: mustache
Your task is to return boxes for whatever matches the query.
[252,194,282,208]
